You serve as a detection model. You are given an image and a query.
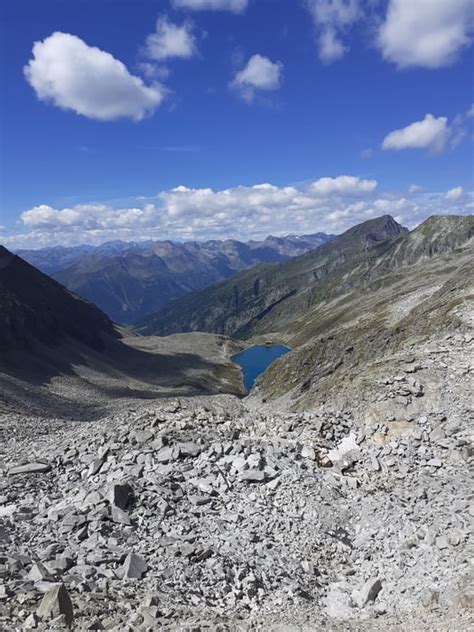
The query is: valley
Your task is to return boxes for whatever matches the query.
[0,215,472,631]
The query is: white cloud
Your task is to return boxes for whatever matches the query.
[382,114,451,153]
[4,176,472,249]
[408,184,424,193]
[21,203,158,230]
[378,0,474,69]
[446,186,464,200]
[467,103,474,118]
[24,32,165,121]
[231,54,282,102]
[17,177,379,239]
[138,62,170,81]
[172,0,248,12]
[307,0,361,63]
[145,16,197,61]
[310,175,377,195]
[318,28,346,62]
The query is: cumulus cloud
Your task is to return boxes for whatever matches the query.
[4,176,471,249]
[145,16,197,61]
[172,0,248,12]
[17,177,378,242]
[138,62,170,81]
[230,54,282,102]
[24,32,165,121]
[382,114,451,153]
[446,186,464,200]
[21,203,158,230]
[307,0,361,63]
[378,0,474,69]
[310,175,377,195]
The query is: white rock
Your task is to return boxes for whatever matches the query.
[8,462,51,475]
[352,577,383,608]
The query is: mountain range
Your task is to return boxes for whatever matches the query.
[3,214,472,420]
[136,214,474,414]
[138,215,473,339]
[137,215,408,336]
[17,232,331,325]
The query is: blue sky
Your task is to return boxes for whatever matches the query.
[1,0,473,248]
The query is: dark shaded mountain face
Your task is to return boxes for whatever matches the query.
[17,233,331,324]
[137,215,474,339]
[137,215,409,336]
[0,246,116,352]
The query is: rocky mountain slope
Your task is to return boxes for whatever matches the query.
[136,215,408,336]
[137,215,472,340]
[0,245,116,353]
[18,233,331,325]
[247,214,474,417]
[1,392,472,630]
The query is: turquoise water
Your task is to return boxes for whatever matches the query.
[232,344,290,391]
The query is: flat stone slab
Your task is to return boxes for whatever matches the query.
[8,462,51,475]
[36,583,74,626]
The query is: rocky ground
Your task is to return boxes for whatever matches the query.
[1,379,472,630]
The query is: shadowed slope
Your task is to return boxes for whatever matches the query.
[0,245,116,352]
[0,246,244,417]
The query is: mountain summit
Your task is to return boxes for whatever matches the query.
[136,215,409,337]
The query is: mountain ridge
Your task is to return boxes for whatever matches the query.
[17,232,332,324]
[136,215,408,336]
[137,215,473,339]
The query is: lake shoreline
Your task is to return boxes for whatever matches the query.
[231,344,290,392]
